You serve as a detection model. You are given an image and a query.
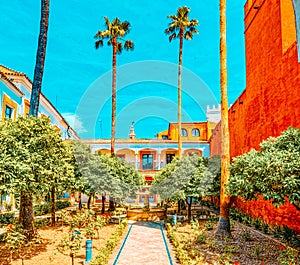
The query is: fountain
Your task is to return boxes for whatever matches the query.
[127,185,166,221]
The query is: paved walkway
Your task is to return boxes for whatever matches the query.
[108,221,178,265]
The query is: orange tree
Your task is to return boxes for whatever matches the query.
[151,155,220,221]
[229,127,300,209]
[0,117,75,239]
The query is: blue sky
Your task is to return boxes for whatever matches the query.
[0,0,246,139]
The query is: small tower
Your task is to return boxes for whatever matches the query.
[129,121,136,140]
[206,104,221,123]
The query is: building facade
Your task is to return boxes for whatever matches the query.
[210,0,300,158]
[0,65,78,139]
[84,108,220,204]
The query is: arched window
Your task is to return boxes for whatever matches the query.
[181,128,188,137]
[192,128,200,137]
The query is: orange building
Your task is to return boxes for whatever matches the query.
[211,0,300,158]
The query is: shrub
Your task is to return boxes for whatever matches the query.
[0,213,16,227]
[90,219,128,265]
[34,200,71,216]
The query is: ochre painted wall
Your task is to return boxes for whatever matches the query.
[233,196,300,234]
[211,0,300,158]
[168,122,210,141]
[210,0,300,232]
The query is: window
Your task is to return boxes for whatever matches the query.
[192,128,200,137]
[181,128,188,137]
[162,135,168,140]
[142,154,153,170]
[5,106,13,118]
[166,153,175,164]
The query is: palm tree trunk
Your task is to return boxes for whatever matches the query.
[51,186,56,226]
[29,0,49,117]
[292,0,300,61]
[216,0,231,236]
[19,191,35,240]
[111,39,117,155]
[177,29,183,158]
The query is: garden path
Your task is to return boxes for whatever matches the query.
[108,221,178,265]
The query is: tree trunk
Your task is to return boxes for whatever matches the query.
[177,29,183,158]
[101,194,106,214]
[19,191,35,240]
[29,0,49,117]
[187,197,192,222]
[109,198,115,212]
[87,195,91,210]
[111,38,117,155]
[51,186,56,226]
[216,0,231,237]
[177,199,181,214]
[78,192,82,210]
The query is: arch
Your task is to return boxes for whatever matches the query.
[192,128,200,137]
[183,149,203,157]
[181,128,188,137]
[95,148,110,155]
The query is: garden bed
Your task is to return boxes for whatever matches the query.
[166,218,300,265]
[0,211,119,265]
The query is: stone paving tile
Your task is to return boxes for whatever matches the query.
[108,221,178,265]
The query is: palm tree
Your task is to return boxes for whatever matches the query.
[292,0,300,61]
[21,0,49,239]
[216,0,231,236]
[94,17,134,155]
[165,6,198,158]
[29,0,50,117]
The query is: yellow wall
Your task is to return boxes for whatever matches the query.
[157,129,168,139]
[2,94,18,120]
[168,122,209,141]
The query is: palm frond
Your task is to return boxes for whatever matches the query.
[168,15,179,21]
[94,16,134,52]
[116,42,123,54]
[189,19,199,26]
[112,18,121,26]
[104,16,110,29]
[178,6,190,18]
[124,40,134,51]
[95,30,110,39]
[120,21,130,33]
[184,31,193,40]
[165,6,198,42]
[169,33,177,42]
[95,40,103,49]
[165,26,176,35]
